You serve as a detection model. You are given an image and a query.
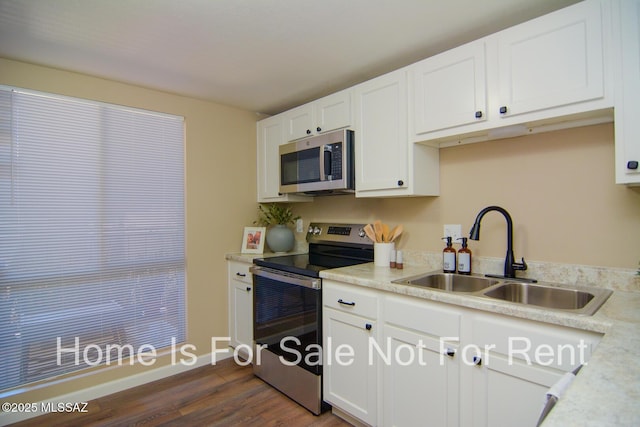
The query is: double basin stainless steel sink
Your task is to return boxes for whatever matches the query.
[391,272,612,316]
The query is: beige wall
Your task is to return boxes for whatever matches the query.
[292,123,640,269]
[0,58,258,402]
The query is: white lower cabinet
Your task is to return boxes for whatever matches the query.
[227,260,253,359]
[322,280,603,427]
[465,312,602,427]
[323,280,380,426]
[383,295,461,427]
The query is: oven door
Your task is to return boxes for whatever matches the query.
[250,266,322,375]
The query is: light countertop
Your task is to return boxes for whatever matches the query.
[225,251,306,264]
[320,263,640,427]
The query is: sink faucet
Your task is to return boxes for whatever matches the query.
[469,206,536,282]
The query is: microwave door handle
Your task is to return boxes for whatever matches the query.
[319,147,326,181]
[323,148,332,180]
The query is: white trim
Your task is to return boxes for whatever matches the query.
[0,351,232,425]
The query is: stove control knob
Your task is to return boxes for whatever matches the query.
[313,227,322,235]
[307,226,314,234]
[358,228,366,238]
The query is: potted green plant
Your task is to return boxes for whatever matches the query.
[255,204,300,253]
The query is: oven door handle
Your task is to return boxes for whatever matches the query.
[249,265,321,290]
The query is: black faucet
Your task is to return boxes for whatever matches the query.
[469,206,536,282]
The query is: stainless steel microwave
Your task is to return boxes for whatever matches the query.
[279,129,354,195]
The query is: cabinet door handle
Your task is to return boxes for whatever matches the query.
[236,272,247,277]
[365,323,372,330]
[316,126,322,132]
[627,160,639,170]
[246,287,251,292]
[397,180,404,186]
[499,106,508,114]
[475,111,483,119]
[473,356,482,366]
[337,299,356,306]
[306,129,312,135]
[444,348,456,358]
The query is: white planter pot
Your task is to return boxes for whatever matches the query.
[266,224,295,253]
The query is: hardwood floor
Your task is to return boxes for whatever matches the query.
[12,358,350,426]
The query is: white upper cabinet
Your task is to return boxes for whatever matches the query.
[256,115,310,202]
[496,0,606,118]
[283,89,352,141]
[354,69,409,193]
[354,68,439,197]
[614,0,640,185]
[410,0,613,145]
[412,39,488,134]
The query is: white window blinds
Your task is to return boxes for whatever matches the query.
[0,87,186,392]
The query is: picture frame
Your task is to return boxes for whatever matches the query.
[241,226,266,254]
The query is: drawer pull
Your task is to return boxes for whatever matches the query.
[236,272,247,277]
[246,287,251,292]
[365,323,372,330]
[473,356,482,366]
[337,299,356,306]
[444,348,455,358]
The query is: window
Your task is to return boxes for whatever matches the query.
[0,87,185,391]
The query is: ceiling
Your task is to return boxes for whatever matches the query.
[0,0,580,116]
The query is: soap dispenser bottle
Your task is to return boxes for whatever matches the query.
[442,236,456,273]
[457,237,472,275]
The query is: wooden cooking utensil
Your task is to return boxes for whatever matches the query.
[363,224,377,242]
[389,224,403,242]
[388,225,398,242]
[373,220,383,243]
[382,223,390,242]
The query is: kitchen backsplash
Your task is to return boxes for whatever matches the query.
[290,228,638,292]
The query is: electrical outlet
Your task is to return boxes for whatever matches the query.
[443,224,462,243]
[296,218,304,233]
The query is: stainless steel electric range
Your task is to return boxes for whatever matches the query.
[249,223,374,414]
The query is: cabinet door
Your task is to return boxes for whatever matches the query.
[470,355,559,427]
[230,281,253,350]
[467,312,602,427]
[413,39,487,135]
[284,103,314,141]
[383,294,461,426]
[228,262,253,354]
[257,116,284,201]
[497,0,604,117]
[383,325,460,427]
[256,115,311,202]
[315,90,352,134]
[354,69,408,193]
[615,0,640,184]
[323,307,378,426]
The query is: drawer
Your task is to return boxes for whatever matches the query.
[385,294,461,338]
[324,280,378,319]
[228,261,252,284]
